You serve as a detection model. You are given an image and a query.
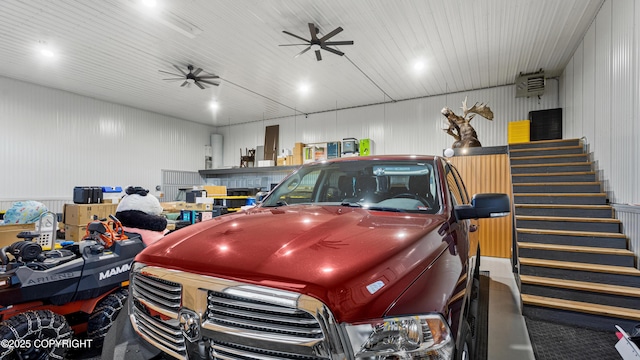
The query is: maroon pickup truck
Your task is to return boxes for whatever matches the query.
[103,155,509,360]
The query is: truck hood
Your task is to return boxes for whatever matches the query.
[137,205,450,321]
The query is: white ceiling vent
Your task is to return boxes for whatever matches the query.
[515,70,545,98]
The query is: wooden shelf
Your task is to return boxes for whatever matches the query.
[199,165,300,176]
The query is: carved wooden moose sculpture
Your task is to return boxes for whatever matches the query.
[442,97,494,148]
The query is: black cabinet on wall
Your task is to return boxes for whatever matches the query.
[529,108,562,141]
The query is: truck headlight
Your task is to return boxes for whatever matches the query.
[344,314,454,359]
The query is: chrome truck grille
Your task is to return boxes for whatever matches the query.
[130,266,347,360]
[131,272,185,358]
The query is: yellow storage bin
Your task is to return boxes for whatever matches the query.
[508,120,531,144]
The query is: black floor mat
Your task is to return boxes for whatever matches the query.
[525,317,622,359]
[477,272,490,360]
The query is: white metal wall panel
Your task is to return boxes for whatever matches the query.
[615,205,640,269]
[0,76,215,204]
[561,0,638,205]
[217,83,559,166]
[161,170,204,203]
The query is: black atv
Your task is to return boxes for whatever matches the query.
[0,216,144,359]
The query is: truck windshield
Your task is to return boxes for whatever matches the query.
[261,160,440,213]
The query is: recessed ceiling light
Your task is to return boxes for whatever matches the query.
[40,48,55,58]
[413,60,425,72]
[141,0,157,8]
[298,83,310,94]
[209,102,219,111]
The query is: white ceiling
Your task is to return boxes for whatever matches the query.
[0,0,603,126]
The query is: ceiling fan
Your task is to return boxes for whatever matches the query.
[280,23,354,61]
[159,65,219,89]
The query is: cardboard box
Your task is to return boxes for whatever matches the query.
[276,156,294,166]
[182,203,212,211]
[293,142,305,165]
[64,203,118,226]
[204,185,227,196]
[64,224,87,242]
[0,223,36,248]
[161,201,186,212]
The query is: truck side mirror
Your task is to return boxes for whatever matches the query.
[454,193,510,220]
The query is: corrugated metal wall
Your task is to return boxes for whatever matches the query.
[560,0,640,263]
[615,205,640,269]
[0,76,215,212]
[560,0,639,206]
[215,83,559,168]
[161,170,204,203]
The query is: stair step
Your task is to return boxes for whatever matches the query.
[509,139,581,150]
[513,182,601,193]
[520,275,640,298]
[514,193,607,205]
[511,162,593,174]
[519,258,640,287]
[515,215,620,233]
[521,275,640,311]
[512,171,597,183]
[518,242,634,266]
[509,145,584,157]
[515,204,613,218]
[517,227,626,238]
[522,294,640,323]
[510,154,588,165]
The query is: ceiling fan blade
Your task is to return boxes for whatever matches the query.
[195,81,205,90]
[279,44,309,46]
[162,78,186,81]
[192,68,203,76]
[173,65,187,76]
[159,70,184,77]
[198,75,219,79]
[324,40,354,46]
[199,79,219,86]
[294,46,311,58]
[315,49,322,61]
[319,27,343,42]
[308,23,318,41]
[282,30,310,44]
[180,81,189,87]
[321,46,345,56]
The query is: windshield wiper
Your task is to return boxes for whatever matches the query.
[367,206,406,212]
[340,201,363,207]
[263,200,288,207]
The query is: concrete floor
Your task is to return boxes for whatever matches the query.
[481,256,536,360]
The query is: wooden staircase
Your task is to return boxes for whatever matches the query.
[510,138,640,331]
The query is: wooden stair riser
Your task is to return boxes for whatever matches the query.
[514,194,607,205]
[509,139,581,150]
[515,207,613,218]
[516,231,627,249]
[512,173,597,183]
[510,155,588,165]
[520,265,640,288]
[510,147,584,158]
[518,247,634,267]
[521,284,640,311]
[513,184,601,194]
[511,164,593,174]
[516,219,619,233]
[522,305,639,332]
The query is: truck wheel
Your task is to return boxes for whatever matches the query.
[456,321,474,360]
[0,310,73,360]
[87,288,129,348]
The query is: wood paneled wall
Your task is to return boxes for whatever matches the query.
[448,154,513,258]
